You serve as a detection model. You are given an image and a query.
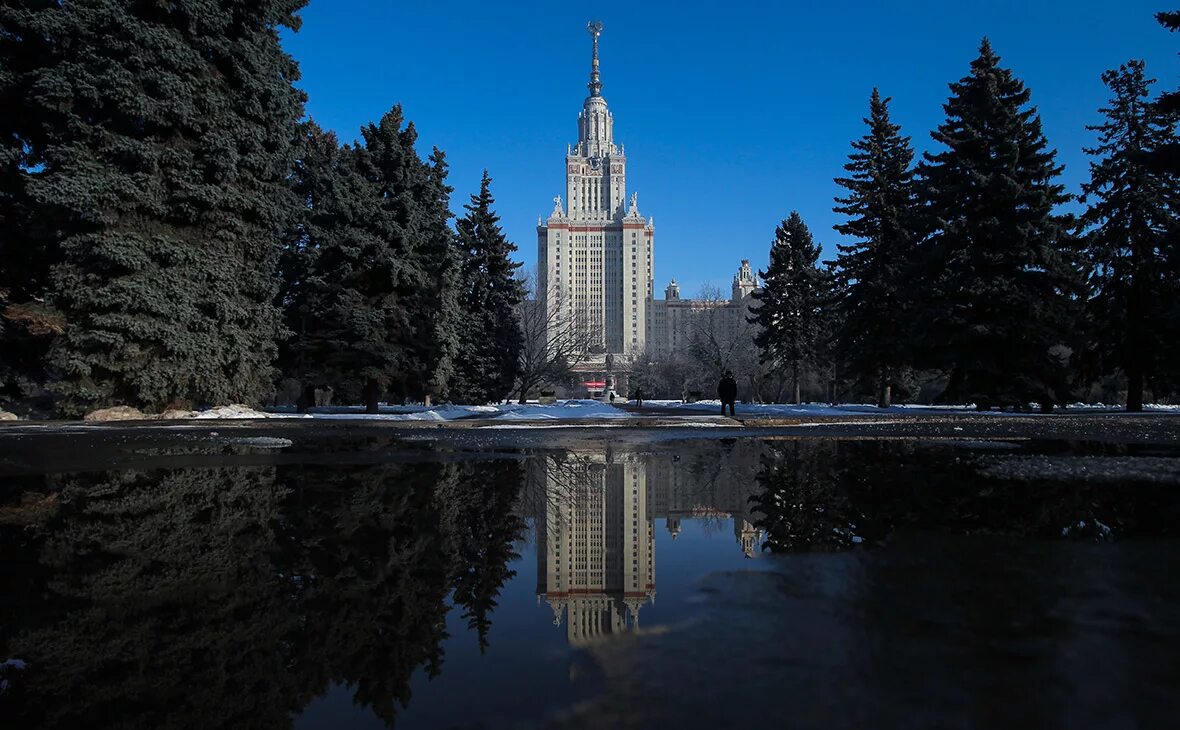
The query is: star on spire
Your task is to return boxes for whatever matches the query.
[587,21,604,97]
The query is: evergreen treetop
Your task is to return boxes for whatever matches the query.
[282,107,456,411]
[831,88,918,405]
[749,211,830,403]
[916,39,1081,407]
[356,112,459,402]
[1080,59,1180,408]
[451,171,525,404]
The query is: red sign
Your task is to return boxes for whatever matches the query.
[583,381,606,388]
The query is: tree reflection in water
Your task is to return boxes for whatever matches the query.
[0,459,524,729]
[4,439,1179,728]
[752,441,1180,552]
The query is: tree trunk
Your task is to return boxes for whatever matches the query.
[363,378,379,414]
[792,361,801,405]
[877,367,892,408]
[828,378,836,405]
[940,364,964,405]
[297,384,314,414]
[1127,367,1145,413]
[1127,210,1146,413]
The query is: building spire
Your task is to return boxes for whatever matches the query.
[587,20,604,97]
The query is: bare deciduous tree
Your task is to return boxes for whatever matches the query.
[684,284,761,400]
[515,270,596,404]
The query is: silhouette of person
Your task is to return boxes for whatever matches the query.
[635,388,644,408]
[718,371,738,416]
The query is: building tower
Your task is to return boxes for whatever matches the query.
[732,259,758,301]
[538,21,655,355]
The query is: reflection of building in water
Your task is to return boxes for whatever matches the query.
[534,451,655,646]
[529,449,763,645]
[649,454,763,559]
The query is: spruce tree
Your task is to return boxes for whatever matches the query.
[749,212,830,404]
[287,118,407,412]
[281,109,460,412]
[409,147,461,403]
[3,1,307,415]
[451,171,525,404]
[832,89,918,407]
[1153,10,1180,396]
[916,39,1082,409]
[1080,60,1180,410]
[1156,11,1180,124]
[353,108,458,407]
[0,5,65,405]
[278,120,378,406]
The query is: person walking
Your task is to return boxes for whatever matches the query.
[718,371,738,417]
[635,388,644,408]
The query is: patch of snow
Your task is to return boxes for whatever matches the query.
[491,400,631,421]
[285,399,631,423]
[479,423,625,429]
[779,421,885,428]
[639,400,1180,417]
[654,421,739,428]
[185,404,310,420]
[219,436,293,448]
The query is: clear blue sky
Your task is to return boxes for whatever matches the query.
[282,0,1179,297]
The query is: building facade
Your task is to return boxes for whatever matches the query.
[528,447,763,646]
[537,23,758,380]
[537,22,654,356]
[647,259,759,358]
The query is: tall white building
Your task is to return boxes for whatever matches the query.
[538,22,654,356]
[537,24,759,392]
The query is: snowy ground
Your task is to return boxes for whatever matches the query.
[628,399,1180,416]
[34,399,1180,423]
[258,399,636,422]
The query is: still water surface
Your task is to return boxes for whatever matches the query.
[2,437,1179,728]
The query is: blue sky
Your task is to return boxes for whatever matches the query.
[282,0,1179,297]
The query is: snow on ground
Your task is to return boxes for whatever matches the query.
[185,404,309,419]
[258,399,633,422]
[633,400,1180,416]
[490,400,632,421]
[164,399,1180,422]
[480,423,626,429]
[634,400,970,416]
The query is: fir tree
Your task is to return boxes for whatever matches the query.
[278,120,377,406]
[1156,11,1180,123]
[749,212,830,404]
[1080,60,1180,409]
[353,108,458,407]
[451,171,525,404]
[282,109,459,412]
[409,146,461,403]
[1153,10,1180,395]
[4,1,307,415]
[0,3,60,407]
[832,89,918,407]
[916,39,1082,409]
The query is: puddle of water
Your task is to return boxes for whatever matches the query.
[1,438,1178,729]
